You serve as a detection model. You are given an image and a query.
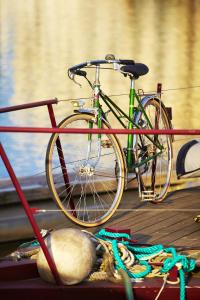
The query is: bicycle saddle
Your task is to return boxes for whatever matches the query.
[121,63,149,79]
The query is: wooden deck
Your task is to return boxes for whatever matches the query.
[99,187,200,249]
[0,187,200,300]
[0,186,200,251]
[30,187,200,249]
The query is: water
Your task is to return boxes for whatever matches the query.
[1,0,200,179]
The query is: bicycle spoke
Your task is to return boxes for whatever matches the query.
[136,98,172,202]
[46,114,125,226]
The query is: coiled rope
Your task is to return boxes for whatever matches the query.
[95,228,196,300]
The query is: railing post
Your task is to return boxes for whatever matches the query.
[0,143,62,285]
[157,83,162,98]
[47,104,76,215]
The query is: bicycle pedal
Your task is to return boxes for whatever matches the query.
[141,190,156,202]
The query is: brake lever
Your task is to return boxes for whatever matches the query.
[113,62,121,71]
[68,70,82,87]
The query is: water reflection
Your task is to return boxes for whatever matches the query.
[0,0,200,178]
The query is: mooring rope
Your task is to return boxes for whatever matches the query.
[95,229,196,300]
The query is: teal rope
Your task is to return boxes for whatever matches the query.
[111,240,151,278]
[160,247,196,300]
[128,244,164,254]
[128,244,164,260]
[111,240,127,271]
[96,228,131,243]
[95,229,196,300]
[179,269,185,300]
[19,240,40,248]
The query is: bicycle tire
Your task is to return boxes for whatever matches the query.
[46,113,125,227]
[135,98,172,203]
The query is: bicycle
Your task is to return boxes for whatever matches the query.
[45,54,173,227]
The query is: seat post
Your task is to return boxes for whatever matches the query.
[130,77,135,90]
[93,65,101,103]
[128,77,136,128]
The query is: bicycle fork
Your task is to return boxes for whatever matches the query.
[85,65,102,169]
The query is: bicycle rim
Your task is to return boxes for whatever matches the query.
[46,113,125,227]
[136,99,172,203]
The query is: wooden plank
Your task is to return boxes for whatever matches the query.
[130,212,188,233]
[150,217,200,246]
[1,185,200,249]
[172,228,200,247]
[103,187,200,248]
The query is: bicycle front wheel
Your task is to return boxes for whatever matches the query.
[46,113,125,227]
[135,98,172,203]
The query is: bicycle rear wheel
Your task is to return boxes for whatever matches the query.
[135,98,172,203]
[46,113,125,227]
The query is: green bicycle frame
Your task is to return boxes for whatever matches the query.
[91,66,163,172]
[126,79,161,169]
[99,92,163,164]
[127,79,135,168]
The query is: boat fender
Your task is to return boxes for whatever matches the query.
[36,228,96,285]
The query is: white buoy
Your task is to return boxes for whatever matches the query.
[36,228,96,285]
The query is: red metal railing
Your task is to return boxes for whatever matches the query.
[0,143,62,285]
[1,98,200,285]
[0,99,58,113]
[1,126,200,135]
[0,99,61,284]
